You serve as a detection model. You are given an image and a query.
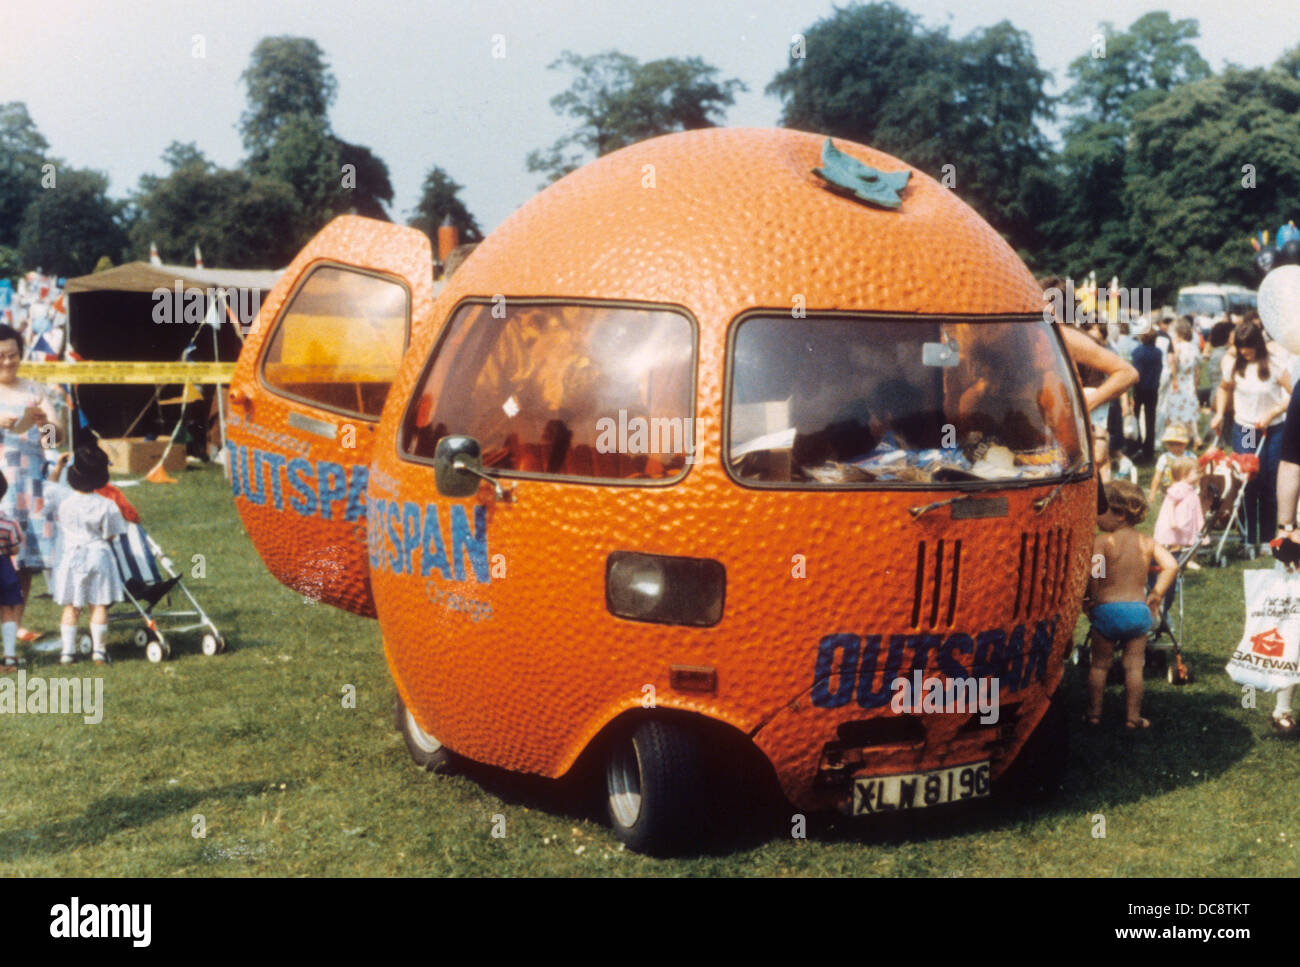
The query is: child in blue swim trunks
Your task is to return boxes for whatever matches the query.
[1085,480,1178,729]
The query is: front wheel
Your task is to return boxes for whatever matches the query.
[604,718,705,855]
[395,695,457,774]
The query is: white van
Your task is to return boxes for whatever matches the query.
[1176,283,1255,334]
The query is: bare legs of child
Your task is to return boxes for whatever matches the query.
[1086,633,1151,729]
[0,602,20,668]
[59,603,110,665]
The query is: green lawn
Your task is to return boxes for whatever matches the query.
[2,460,1298,877]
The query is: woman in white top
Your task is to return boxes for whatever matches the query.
[1212,321,1292,552]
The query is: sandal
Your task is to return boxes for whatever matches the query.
[1125,717,1151,730]
[1272,711,1297,734]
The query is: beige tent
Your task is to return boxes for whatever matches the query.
[61,262,283,441]
[65,262,283,295]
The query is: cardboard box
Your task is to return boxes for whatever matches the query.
[99,437,188,476]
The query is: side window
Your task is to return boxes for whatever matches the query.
[403,302,695,481]
[261,265,408,419]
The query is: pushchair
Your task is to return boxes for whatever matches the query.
[1199,443,1263,566]
[71,522,227,662]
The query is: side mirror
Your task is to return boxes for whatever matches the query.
[434,435,511,501]
[434,436,485,498]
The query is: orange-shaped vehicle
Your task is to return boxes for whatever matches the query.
[228,128,1094,854]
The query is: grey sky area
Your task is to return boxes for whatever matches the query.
[2,0,1296,259]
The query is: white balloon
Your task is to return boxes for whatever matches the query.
[1259,265,1300,355]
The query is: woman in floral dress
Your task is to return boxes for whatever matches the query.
[1163,317,1202,448]
[0,324,65,640]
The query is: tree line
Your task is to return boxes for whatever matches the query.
[2,5,1298,302]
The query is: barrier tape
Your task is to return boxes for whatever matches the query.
[16,362,236,385]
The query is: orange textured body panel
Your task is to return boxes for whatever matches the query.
[297,128,1088,813]
[228,216,433,616]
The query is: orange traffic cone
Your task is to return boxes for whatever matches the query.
[146,462,178,484]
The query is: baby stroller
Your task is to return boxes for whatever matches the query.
[1199,444,1262,566]
[1143,543,1196,685]
[72,522,227,663]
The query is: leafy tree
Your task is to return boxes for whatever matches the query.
[0,246,22,285]
[1122,63,1300,301]
[767,3,1054,255]
[18,168,128,277]
[1278,44,1300,82]
[1061,12,1211,128]
[256,114,346,245]
[239,36,338,160]
[526,50,745,184]
[1043,13,1212,279]
[131,143,302,268]
[160,141,214,174]
[0,102,52,249]
[237,39,393,227]
[336,139,393,220]
[409,167,482,243]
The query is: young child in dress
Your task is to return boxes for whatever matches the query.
[0,471,25,671]
[1147,424,1190,505]
[1153,456,1205,570]
[54,447,128,665]
[1086,480,1178,729]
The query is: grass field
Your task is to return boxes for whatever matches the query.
[3,459,1300,877]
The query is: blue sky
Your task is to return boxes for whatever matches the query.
[2,0,1295,260]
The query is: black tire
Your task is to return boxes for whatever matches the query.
[997,689,1067,802]
[604,718,706,855]
[395,694,457,774]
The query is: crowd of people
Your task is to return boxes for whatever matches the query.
[1067,301,1294,557]
[1053,285,1300,734]
[0,322,133,672]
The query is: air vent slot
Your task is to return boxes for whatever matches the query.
[1015,527,1070,618]
[910,539,962,629]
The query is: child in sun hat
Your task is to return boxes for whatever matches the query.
[1148,423,1191,505]
[52,446,128,665]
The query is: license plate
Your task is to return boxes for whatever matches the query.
[852,762,990,815]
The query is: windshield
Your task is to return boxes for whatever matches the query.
[1227,291,1256,312]
[1177,293,1227,317]
[728,315,1089,487]
[403,302,695,481]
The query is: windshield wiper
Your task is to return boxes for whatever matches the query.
[1033,457,1088,512]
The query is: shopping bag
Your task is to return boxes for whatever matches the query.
[1226,566,1300,692]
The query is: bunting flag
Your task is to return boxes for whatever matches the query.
[159,383,204,406]
[29,334,59,361]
